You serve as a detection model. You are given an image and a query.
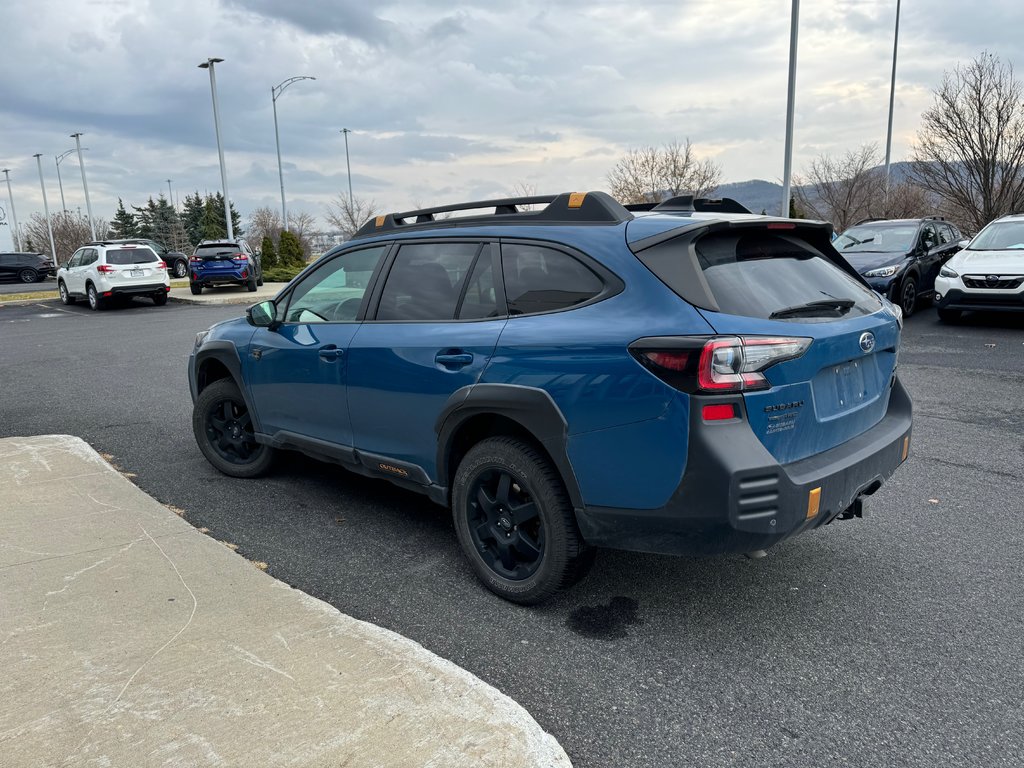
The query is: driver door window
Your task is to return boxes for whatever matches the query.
[284,245,388,323]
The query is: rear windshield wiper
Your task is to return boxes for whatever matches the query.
[770,298,856,319]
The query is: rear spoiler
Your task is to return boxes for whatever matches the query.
[624,196,751,214]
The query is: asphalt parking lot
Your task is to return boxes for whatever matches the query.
[1,297,1022,768]
[0,278,56,295]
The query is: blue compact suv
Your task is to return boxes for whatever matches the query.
[189,239,263,294]
[188,192,912,604]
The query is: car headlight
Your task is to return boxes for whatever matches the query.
[195,330,210,349]
[863,265,900,278]
[939,266,959,278]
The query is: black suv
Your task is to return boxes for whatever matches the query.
[102,239,189,278]
[832,217,964,317]
[0,252,54,283]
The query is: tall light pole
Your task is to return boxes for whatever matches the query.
[55,148,77,213]
[883,0,902,209]
[166,178,174,208]
[780,0,800,218]
[198,57,233,240]
[272,75,316,230]
[71,133,96,240]
[2,168,21,250]
[33,154,58,264]
[340,128,354,202]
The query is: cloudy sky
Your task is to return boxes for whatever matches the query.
[1,0,1022,234]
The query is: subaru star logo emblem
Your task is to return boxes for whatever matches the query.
[859,332,876,354]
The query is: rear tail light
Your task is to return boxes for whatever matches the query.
[234,253,248,261]
[96,264,116,273]
[157,260,167,270]
[190,256,202,262]
[702,403,737,421]
[632,336,810,394]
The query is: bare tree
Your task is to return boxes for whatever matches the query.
[286,211,317,255]
[324,193,379,240]
[795,144,886,231]
[247,207,283,251]
[912,52,1024,232]
[22,211,107,265]
[510,181,539,211]
[607,139,722,204]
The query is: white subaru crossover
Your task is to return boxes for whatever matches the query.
[934,214,1024,322]
[57,241,171,310]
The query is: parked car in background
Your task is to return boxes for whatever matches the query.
[188,191,912,604]
[0,252,55,283]
[57,241,170,310]
[189,239,262,295]
[832,217,964,317]
[934,213,1024,321]
[110,238,189,278]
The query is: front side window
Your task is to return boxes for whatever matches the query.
[284,245,387,323]
[376,242,481,321]
[458,251,500,319]
[920,224,938,251]
[501,244,604,315]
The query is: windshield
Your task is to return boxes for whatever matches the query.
[833,224,918,253]
[968,221,1024,251]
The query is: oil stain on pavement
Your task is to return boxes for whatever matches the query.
[566,596,642,640]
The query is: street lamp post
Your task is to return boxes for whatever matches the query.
[883,0,902,209]
[340,128,354,202]
[32,154,58,265]
[166,179,174,208]
[2,169,21,250]
[55,149,77,213]
[780,0,800,218]
[272,75,316,230]
[198,57,233,241]
[71,133,96,240]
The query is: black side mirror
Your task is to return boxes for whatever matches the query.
[247,300,278,329]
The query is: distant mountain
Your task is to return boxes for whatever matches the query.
[710,161,918,215]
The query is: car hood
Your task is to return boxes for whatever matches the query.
[948,249,1024,273]
[841,252,906,274]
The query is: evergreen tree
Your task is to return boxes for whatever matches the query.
[260,235,278,269]
[182,191,206,246]
[278,230,306,268]
[201,196,227,240]
[110,199,138,238]
[789,197,804,219]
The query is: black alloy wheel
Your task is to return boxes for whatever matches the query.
[192,379,274,478]
[19,268,37,283]
[452,436,593,604]
[900,276,917,318]
[467,468,545,580]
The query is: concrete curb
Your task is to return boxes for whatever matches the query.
[0,435,571,767]
[167,283,287,306]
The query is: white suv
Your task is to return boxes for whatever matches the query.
[934,214,1024,322]
[57,241,171,310]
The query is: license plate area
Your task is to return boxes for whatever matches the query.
[811,357,874,419]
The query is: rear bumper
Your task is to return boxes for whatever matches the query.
[935,288,1024,312]
[575,378,913,556]
[104,282,169,297]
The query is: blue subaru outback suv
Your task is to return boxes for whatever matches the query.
[188,192,912,604]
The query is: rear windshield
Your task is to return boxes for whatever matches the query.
[195,245,241,257]
[106,248,158,265]
[695,232,881,320]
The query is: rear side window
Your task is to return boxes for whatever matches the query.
[376,242,480,321]
[501,244,603,315]
[694,232,880,320]
[106,248,158,265]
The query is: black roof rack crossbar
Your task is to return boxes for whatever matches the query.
[353,191,633,238]
[625,196,752,215]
